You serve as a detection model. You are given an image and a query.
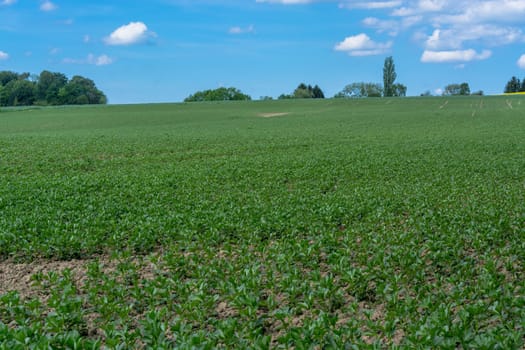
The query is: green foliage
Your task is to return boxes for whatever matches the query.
[443,82,471,96]
[334,82,383,98]
[279,83,325,99]
[0,70,106,107]
[0,97,524,348]
[504,76,523,93]
[392,83,407,97]
[383,56,397,97]
[184,87,251,102]
[35,71,68,105]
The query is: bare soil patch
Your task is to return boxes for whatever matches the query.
[0,257,108,299]
[258,112,290,118]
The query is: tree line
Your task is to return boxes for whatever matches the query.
[186,57,407,102]
[504,76,525,93]
[0,70,107,107]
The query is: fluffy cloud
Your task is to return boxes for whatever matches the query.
[1,0,16,5]
[63,54,113,66]
[104,22,154,46]
[0,51,8,60]
[335,33,392,56]
[40,0,57,12]
[518,54,525,69]
[260,0,525,64]
[421,49,492,63]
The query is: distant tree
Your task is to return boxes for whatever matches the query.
[420,90,432,97]
[260,96,273,101]
[293,84,312,99]
[383,56,397,97]
[36,70,68,105]
[471,90,484,96]
[58,75,107,105]
[3,79,36,106]
[184,87,251,102]
[336,82,383,98]
[290,83,325,99]
[459,83,470,96]
[443,83,470,96]
[0,70,106,106]
[278,94,293,100]
[0,71,21,86]
[312,85,325,98]
[392,83,407,97]
[504,76,521,93]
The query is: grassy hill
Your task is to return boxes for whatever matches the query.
[1,96,524,348]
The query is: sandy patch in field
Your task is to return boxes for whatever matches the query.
[258,112,290,118]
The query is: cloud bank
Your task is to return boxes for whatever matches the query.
[260,0,525,64]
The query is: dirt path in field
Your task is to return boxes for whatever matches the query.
[258,112,290,118]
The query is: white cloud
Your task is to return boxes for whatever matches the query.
[63,54,113,66]
[424,26,523,50]
[1,0,16,5]
[91,54,113,66]
[363,15,421,36]
[40,0,57,12]
[421,49,492,63]
[83,35,91,43]
[259,0,525,61]
[104,22,154,46]
[0,51,8,60]
[518,54,525,69]
[229,25,255,34]
[335,33,392,56]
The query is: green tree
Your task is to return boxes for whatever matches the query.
[2,79,36,106]
[504,76,521,93]
[392,83,407,97]
[36,70,68,105]
[293,83,312,99]
[184,87,251,102]
[312,85,325,98]
[335,82,383,98]
[286,83,325,99]
[0,71,20,86]
[59,75,107,105]
[459,83,470,96]
[443,83,470,96]
[383,56,397,97]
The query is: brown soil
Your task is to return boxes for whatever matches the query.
[0,258,93,298]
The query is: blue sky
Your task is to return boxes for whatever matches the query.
[1,0,525,104]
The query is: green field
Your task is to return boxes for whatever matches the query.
[0,97,524,348]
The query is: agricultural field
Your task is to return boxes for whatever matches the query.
[0,96,524,348]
